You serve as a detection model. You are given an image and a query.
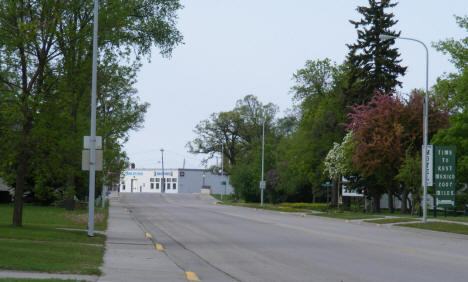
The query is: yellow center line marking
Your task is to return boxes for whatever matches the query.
[185,271,200,281]
[124,208,128,212]
[399,248,419,254]
[155,243,164,251]
[145,232,152,239]
[300,213,306,217]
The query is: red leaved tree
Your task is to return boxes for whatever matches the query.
[347,91,449,213]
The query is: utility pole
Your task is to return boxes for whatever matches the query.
[87,0,99,237]
[261,121,265,207]
[221,143,224,200]
[380,34,430,223]
[161,149,165,193]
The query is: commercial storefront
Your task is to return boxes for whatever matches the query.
[120,168,233,195]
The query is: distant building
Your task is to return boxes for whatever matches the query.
[120,168,233,195]
[0,178,11,192]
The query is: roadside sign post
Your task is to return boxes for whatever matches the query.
[422,145,433,223]
[321,182,333,212]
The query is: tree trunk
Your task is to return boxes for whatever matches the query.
[331,178,338,207]
[13,155,26,227]
[387,188,394,213]
[401,189,408,214]
[372,195,380,213]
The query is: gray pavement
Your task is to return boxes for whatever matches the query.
[98,195,187,282]
[120,193,468,282]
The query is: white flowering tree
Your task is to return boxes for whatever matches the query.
[323,132,355,180]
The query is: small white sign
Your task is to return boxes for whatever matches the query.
[82,149,103,171]
[84,136,102,149]
[422,145,433,187]
[259,180,266,190]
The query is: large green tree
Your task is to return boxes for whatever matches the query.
[0,0,183,226]
[432,16,468,187]
[346,0,406,105]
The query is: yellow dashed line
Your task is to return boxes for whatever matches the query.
[145,232,152,239]
[185,271,200,281]
[155,243,164,251]
[345,220,350,223]
[399,248,419,254]
[376,224,381,227]
[300,213,306,217]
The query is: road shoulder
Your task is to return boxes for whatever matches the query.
[98,195,186,282]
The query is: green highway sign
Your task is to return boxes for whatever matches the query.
[433,146,456,208]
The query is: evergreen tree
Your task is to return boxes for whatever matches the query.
[346,0,406,105]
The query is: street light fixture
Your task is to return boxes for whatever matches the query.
[380,34,429,223]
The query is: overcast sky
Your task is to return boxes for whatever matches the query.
[123,0,467,169]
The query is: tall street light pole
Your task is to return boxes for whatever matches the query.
[161,148,165,193]
[221,143,224,201]
[261,120,265,207]
[380,34,429,223]
[88,0,99,237]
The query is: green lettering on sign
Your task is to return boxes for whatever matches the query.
[433,146,456,208]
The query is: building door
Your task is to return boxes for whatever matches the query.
[131,179,136,193]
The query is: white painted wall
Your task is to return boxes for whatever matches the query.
[120,169,179,194]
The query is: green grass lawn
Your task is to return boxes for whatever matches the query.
[0,279,84,282]
[398,221,468,235]
[0,203,107,274]
[364,217,420,224]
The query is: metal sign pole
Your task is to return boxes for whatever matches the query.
[87,0,99,237]
[261,121,265,207]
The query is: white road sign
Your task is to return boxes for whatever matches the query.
[422,145,433,187]
[84,136,102,149]
[82,149,103,171]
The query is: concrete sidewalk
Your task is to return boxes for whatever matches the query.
[98,194,186,282]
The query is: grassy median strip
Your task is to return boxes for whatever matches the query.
[0,204,106,275]
[314,212,382,220]
[364,217,420,224]
[364,217,419,224]
[398,222,468,235]
[212,195,327,213]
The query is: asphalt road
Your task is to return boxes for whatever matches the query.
[121,193,468,282]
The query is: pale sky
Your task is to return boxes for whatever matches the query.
[124,0,467,169]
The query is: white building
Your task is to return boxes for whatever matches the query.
[120,168,233,195]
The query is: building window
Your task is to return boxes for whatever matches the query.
[166,178,171,183]
[155,178,160,182]
[150,178,154,182]
[172,178,177,182]
[156,183,160,189]
[122,185,125,190]
[173,183,176,189]
[150,183,154,189]
[167,183,170,190]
